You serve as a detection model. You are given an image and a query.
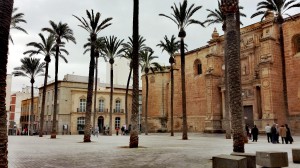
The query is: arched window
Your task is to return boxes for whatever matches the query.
[115,100,121,112]
[77,117,85,131]
[79,98,86,112]
[99,99,105,112]
[115,117,121,129]
[293,34,300,56]
[194,59,202,76]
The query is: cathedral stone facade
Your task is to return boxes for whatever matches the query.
[143,13,300,134]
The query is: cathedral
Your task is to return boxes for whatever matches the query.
[142,13,300,134]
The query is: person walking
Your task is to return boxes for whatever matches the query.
[279,125,287,144]
[271,124,277,143]
[285,124,293,144]
[251,125,259,142]
[265,123,271,143]
[94,126,99,137]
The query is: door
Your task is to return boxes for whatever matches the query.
[244,105,254,128]
[98,116,104,133]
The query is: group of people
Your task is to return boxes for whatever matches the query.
[245,123,293,144]
[265,123,293,144]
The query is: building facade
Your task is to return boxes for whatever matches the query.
[143,13,300,134]
[20,96,39,134]
[38,74,142,135]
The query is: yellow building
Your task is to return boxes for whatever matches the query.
[38,74,142,135]
[20,96,39,134]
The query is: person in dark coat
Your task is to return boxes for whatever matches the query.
[285,124,293,144]
[251,125,259,142]
[271,124,277,143]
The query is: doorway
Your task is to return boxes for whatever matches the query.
[98,116,104,133]
[244,105,254,128]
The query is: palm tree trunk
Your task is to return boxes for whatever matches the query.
[30,80,34,136]
[109,63,113,136]
[130,0,139,148]
[125,67,132,126]
[145,74,148,135]
[170,65,174,136]
[180,38,188,140]
[84,36,96,142]
[0,2,13,166]
[51,46,59,139]
[39,61,49,137]
[279,23,289,123]
[93,56,98,129]
[224,0,244,152]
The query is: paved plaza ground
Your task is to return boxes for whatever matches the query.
[7,133,300,168]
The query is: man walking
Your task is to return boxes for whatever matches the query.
[265,123,271,143]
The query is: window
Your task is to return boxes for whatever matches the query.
[293,35,300,56]
[77,117,85,131]
[79,99,86,112]
[194,59,202,75]
[139,104,142,114]
[115,100,121,112]
[99,99,105,112]
[115,117,120,129]
[139,95,142,102]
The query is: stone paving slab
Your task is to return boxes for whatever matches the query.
[7,133,300,168]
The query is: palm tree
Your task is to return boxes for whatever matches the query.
[83,37,106,130]
[23,33,68,137]
[42,21,76,139]
[159,0,205,140]
[101,36,124,136]
[74,10,112,142]
[205,0,246,31]
[121,35,150,127]
[251,0,300,124]
[157,35,180,136]
[220,0,244,152]
[0,1,14,167]
[140,50,161,135]
[205,0,246,140]
[12,57,46,136]
[130,0,140,148]
[10,7,27,44]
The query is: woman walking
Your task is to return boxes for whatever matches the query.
[279,125,287,144]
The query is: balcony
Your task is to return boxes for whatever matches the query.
[77,108,86,112]
[113,109,124,113]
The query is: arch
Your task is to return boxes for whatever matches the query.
[194,59,202,76]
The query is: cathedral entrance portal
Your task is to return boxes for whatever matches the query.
[244,106,254,128]
[98,116,104,133]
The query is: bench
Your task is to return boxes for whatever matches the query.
[212,154,247,168]
[231,152,256,168]
[256,151,288,167]
[292,148,300,163]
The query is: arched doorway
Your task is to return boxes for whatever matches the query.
[98,116,104,133]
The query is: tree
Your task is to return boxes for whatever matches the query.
[157,35,180,136]
[23,33,68,137]
[12,57,46,136]
[130,0,140,148]
[121,35,150,127]
[101,35,124,136]
[221,0,244,152]
[159,0,204,140]
[140,50,161,135]
[205,0,246,31]
[74,10,112,142]
[0,1,14,166]
[10,7,27,44]
[84,37,106,130]
[42,21,76,139]
[251,0,300,124]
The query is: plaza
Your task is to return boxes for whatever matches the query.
[8,133,300,168]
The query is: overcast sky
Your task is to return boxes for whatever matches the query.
[8,0,299,92]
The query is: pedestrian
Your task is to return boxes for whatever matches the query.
[271,123,277,143]
[265,123,272,143]
[285,124,293,144]
[251,125,259,142]
[279,125,287,144]
[275,124,280,143]
[121,126,125,135]
[116,127,119,136]
[94,126,99,137]
[245,125,250,140]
